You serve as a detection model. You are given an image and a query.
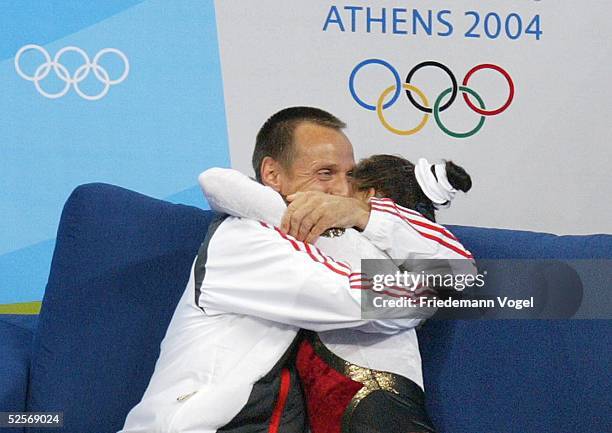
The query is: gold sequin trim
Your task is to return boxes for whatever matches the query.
[307,332,419,433]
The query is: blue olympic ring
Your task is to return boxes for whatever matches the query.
[349,58,401,111]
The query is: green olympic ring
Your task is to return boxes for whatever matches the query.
[433,86,486,139]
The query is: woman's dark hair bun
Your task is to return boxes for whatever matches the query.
[445,161,472,193]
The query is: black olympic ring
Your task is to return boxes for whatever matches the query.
[405,61,458,114]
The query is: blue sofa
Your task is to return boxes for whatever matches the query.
[1,183,610,433]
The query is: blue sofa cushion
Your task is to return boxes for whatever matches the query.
[26,184,213,433]
[448,224,612,259]
[0,314,38,333]
[418,320,611,433]
[418,225,612,432]
[0,318,33,410]
[0,317,34,433]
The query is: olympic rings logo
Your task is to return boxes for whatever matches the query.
[15,44,129,101]
[349,59,514,138]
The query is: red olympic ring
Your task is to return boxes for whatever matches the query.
[462,64,514,116]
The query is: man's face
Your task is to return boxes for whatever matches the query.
[278,122,355,197]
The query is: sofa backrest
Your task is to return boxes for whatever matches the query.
[27,183,214,433]
[27,183,611,433]
[418,224,611,433]
[448,224,612,259]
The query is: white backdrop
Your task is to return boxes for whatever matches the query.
[214,0,612,235]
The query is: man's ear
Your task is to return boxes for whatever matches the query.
[260,156,283,192]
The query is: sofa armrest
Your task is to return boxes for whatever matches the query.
[0,317,34,412]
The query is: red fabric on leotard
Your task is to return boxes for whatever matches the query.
[295,339,363,433]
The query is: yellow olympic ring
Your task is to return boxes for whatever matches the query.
[376,83,430,136]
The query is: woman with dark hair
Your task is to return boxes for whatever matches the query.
[199,156,473,433]
[350,154,472,223]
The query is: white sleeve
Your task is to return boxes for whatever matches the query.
[197,172,437,332]
[197,217,430,333]
[362,197,477,274]
[198,167,286,227]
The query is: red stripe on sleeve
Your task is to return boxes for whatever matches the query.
[371,198,459,242]
[270,226,351,277]
[372,197,421,216]
[312,243,352,273]
[370,204,473,259]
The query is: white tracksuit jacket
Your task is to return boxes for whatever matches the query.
[118,168,474,433]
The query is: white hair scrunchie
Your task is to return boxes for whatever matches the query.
[414,158,457,208]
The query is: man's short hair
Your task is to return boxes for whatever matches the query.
[252,106,346,182]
